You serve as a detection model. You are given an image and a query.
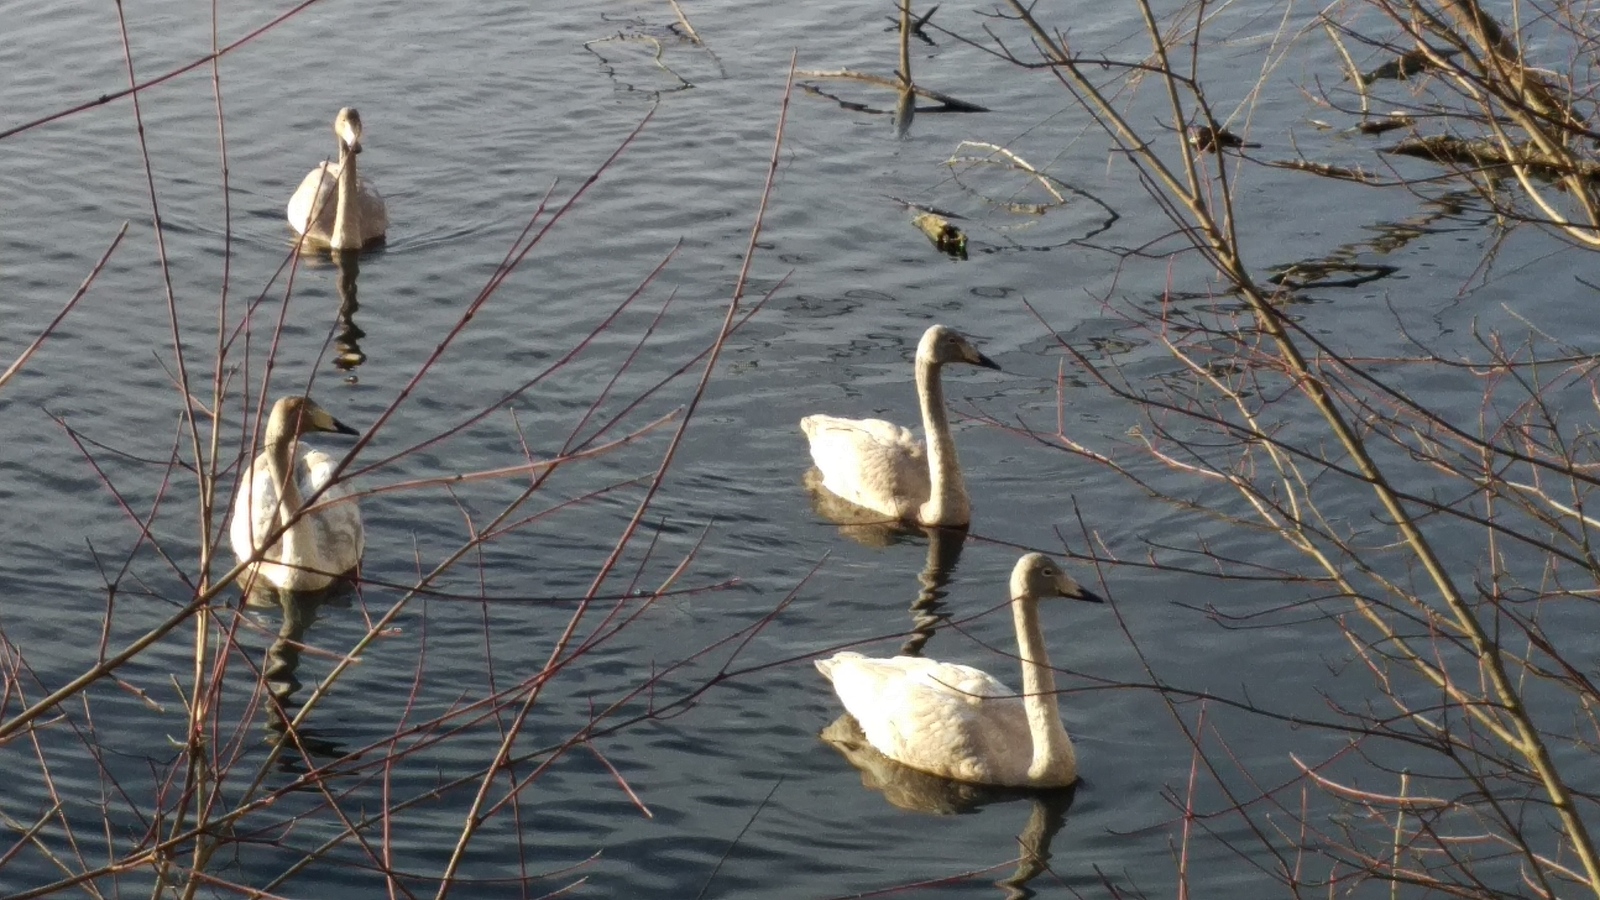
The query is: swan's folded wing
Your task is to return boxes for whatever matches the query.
[800,414,930,520]
[359,179,388,238]
[287,163,338,236]
[300,448,365,564]
[229,456,281,561]
[904,658,1015,701]
[818,653,1025,783]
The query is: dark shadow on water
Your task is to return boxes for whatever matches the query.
[1262,188,1485,299]
[821,714,1077,900]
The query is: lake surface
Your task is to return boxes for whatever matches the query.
[1,0,1593,897]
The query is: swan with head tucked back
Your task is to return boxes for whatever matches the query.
[801,324,999,527]
[815,553,1104,788]
[229,396,365,592]
[286,107,388,250]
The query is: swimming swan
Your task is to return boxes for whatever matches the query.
[800,324,998,527]
[287,107,388,250]
[814,553,1104,787]
[229,396,365,592]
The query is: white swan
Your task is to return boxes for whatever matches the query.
[800,324,999,527]
[286,107,388,250]
[814,553,1104,788]
[229,396,365,592]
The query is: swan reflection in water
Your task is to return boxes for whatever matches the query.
[802,485,970,657]
[900,525,966,656]
[331,249,367,377]
[246,581,355,768]
[821,713,1077,900]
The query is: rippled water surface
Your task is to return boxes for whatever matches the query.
[1,0,1593,896]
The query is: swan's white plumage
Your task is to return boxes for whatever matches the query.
[801,325,998,527]
[815,553,1104,788]
[229,396,364,592]
[286,162,387,247]
[816,652,1027,785]
[287,107,388,250]
[800,415,929,522]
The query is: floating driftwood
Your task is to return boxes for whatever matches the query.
[1267,158,1392,185]
[1188,125,1260,153]
[1357,115,1413,135]
[911,212,968,259]
[1381,134,1600,180]
[1358,48,1460,85]
[796,69,988,112]
[1268,259,1398,290]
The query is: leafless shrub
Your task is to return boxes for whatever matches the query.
[962,0,1600,895]
[0,9,802,897]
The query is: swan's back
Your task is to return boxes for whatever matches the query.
[294,447,364,568]
[286,162,336,237]
[230,445,363,591]
[815,651,1038,785]
[285,162,387,248]
[800,414,930,521]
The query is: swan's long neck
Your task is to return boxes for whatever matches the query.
[916,357,969,524]
[263,425,303,564]
[331,145,362,250]
[1012,593,1075,785]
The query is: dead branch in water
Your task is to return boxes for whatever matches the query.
[797,69,988,113]
[665,0,703,45]
[1382,134,1600,181]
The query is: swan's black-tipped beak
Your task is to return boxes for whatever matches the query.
[973,351,1001,371]
[1072,586,1106,604]
[330,417,361,437]
[335,110,364,154]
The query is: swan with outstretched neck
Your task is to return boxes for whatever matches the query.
[815,553,1104,787]
[228,396,365,592]
[286,107,388,250]
[800,324,999,527]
